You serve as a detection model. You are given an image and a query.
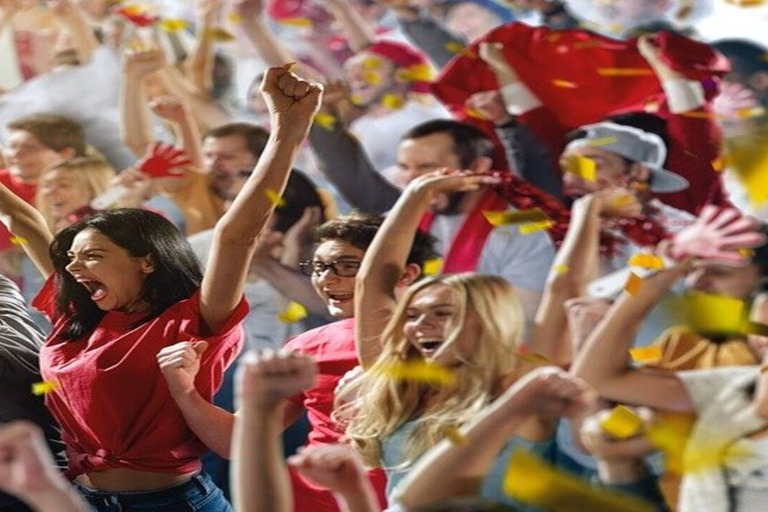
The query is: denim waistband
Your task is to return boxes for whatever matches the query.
[74,471,213,506]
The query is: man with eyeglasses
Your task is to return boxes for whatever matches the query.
[159,212,438,512]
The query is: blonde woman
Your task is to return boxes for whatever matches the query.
[36,156,114,233]
[336,169,594,509]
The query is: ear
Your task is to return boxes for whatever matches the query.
[627,163,651,188]
[397,263,422,287]
[749,71,768,94]
[140,255,155,274]
[58,147,77,160]
[469,156,493,174]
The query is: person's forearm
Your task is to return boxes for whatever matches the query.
[308,125,399,214]
[334,489,380,512]
[26,488,90,512]
[120,74,153,157]
[397,9,465,68]
[156,67,232,132]
[175,109,204,169]
[185,5,218,96]
[233,402,291,512]
[173,388,235,457]
[242,18,295,69]
[326,0,376,53]
[59,6,99,64]
[0,183,54,277]
[253,259,331,317]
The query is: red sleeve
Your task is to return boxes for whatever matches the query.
[32,273,58,322]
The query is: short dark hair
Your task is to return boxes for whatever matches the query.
[712,39,768,77]
[401,120,495,169]
[312,212,439,269]
[7,114,87,156]
[272,170,327,234]
[203,123,270,161]
[50,209,203,339]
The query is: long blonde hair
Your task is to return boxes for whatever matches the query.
[36,156,115,231]
[336,273,525,469]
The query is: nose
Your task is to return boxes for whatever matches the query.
[315,266,339,285]
[66,256,83,273]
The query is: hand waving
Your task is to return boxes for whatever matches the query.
[136,142,192,178]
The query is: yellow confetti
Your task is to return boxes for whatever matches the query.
[376,360,456,387]
[278,302,307,323]
[554,264,569,274]
[585,136,619,147]
[519,220,555,234]
[676,292,747,336]
[611,194,637,208]
[628,253,665,270]
[361,57,382,70]
[629,346,663,364]
[563,155,596,181]
[600,405,644,439]
[227,12,242,24]
[503,450,655,512]
[313,112,337,130]
[9,236,27,246]
[738,247,755,258]
[552,79,578,88]
[680,110,717,119]
[624,272,643,296]
[724,0,767,6]
[712,156,725,172]
[395,63,433,82]
[158,18,189,31]
[422,258,443,276]
[32,381,58,396]
[265,189,286,207]
[746,321,768,336]
[483,208,550,226]
[465,108,487,120]
[381,93,405,110]
[362,70,382,85]
[445,426,467,445]
[444,41,465,54]
[597,68,654,77]
[737,106,767,118]
[278,17,313,27]
[206,28,235,42]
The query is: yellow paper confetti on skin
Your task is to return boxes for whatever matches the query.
[677,292,746,336]
[564,155,596,181]
[313,112,337,130]
[628,253,665,270]
[445,426,467,445]
[422,258,443,276]
[32,381,58,396]
[554,264,569,274]
[361,57,382,69]
[552,79,578,89]
[483,208,550,226]
[278,302,307,323]
[597,68,654,77]
[206,28,235,42]
[520,220,555,235]
[9,236,27,246]
[629,346,663,364]
[444,41,465,54]
[279,17,313,27]
[395,63,433,82]
[227,12,242,24]
[503,450,655,512]
[382,93,405,110]
[362,70,382,85]
[600,405,644,439]
[465,108,487,120]
[376,360,456,387]
[265,189,286,207]
[624,272,643,296]
[158,18,189,31]
[611,195,637,208]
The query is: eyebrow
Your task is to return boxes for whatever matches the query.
[407,302,455,310]
[67,248,106,256]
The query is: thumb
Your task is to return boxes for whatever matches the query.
[193,340,209,357]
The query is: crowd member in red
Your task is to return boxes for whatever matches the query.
[0,65,322,511]
[156,212,438,512]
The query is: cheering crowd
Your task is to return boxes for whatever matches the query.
[1,0,768,511]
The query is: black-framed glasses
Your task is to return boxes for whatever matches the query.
[299,259,362,277]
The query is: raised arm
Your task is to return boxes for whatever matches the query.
[355,169,498,368]
[148,95,204,168]
[184,0,221,96]
[120,47,166,157]
[200,66,322,333]
[0,182,53,277]
[232,350,318,512]
[0,0,19,37]
[48,0,99,64]
[325,0,376,53]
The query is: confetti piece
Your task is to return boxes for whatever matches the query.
[519,220,555,234]
[465,108,487,120]
[624,272,643,296]
[158,18,189,31]
[677,292,747,336]
[503,450,655,512]
[362,57,382,70]
[32,381,58,396]
[628,253,665,270]
[395,63,433,82]
[573,40,605,49]
[422,258,443,276]
[736,106,766,118]
[585,136,618,147]
[600,405,644,439]
[265,189,286,207]
[554,264,569,274]
[738,247,755,258]
[552,79,578,89]
[746,321,768,336]
[517,352,550,364]
[278,302,307,323]
[597,68,654,77]
[376,360,456,387]
[611,194,638,208]
[351,93,364,105]
[206,28,235,42]
[362,70,382,85]
[381,93,405,110]
[629,346,663,364]
[278,17,313,27]
[227,12,242,24]
[680,110,717,119]
[563,155,596,181]
[712,157,725,172]
[9,236,27,246]
[483,208,550,226]
[444,41,465,54]
[445,426,467,445]
[313,112,337,130]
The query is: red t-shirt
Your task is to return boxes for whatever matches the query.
[0,169,37,252]
[284,319,388,511]
[33,276,247,478]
